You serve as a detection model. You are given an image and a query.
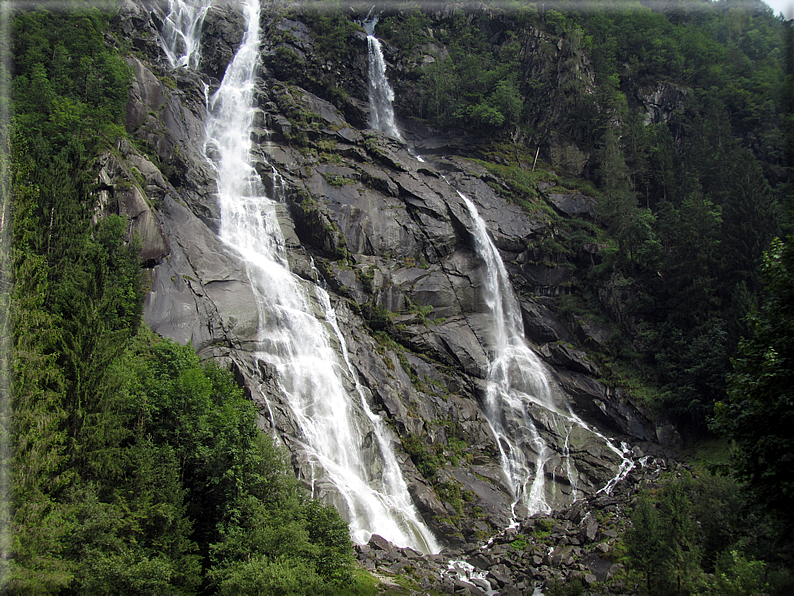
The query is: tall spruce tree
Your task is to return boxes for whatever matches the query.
[713,236,794,531]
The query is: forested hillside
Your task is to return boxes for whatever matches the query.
[5,0,794,594]
[376,0,791,433]
[7,6,366,594]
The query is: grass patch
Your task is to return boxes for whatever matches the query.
[323,172,356,187]
[337,567,379,596]
[683,436,732,469]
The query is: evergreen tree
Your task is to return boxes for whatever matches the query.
[626,495,665,595]
[596,127,637,234]
[713,236,794,531]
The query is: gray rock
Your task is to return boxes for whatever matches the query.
[94,151,169,265]
[634,81,688,125]
[130,2,679,561]
[520,299,576,345]
[445,172,544,252]
[200,2,245,80]
[144,195,256,354]
[546,192,596,219]
[539,342,600,376]
[369,534,395,552]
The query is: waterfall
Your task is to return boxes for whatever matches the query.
[167,0,438,554]
[160,0,210,69]
[460,193,634,514]
[460,193,566,514]
[358,8,634,513]
[362,12,403,140]
[318,288,439,553]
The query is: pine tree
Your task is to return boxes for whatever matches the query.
[713,236,794,531]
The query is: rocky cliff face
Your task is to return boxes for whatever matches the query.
[106,0,675,548]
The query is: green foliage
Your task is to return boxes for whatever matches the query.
[13,312,362,594]
[596,127,636,230]
[379,10,432,52]
[304,11,362,58]
[322,172,355,187]
[624,476,702,594]
[708,550,768,596]
[12,8,131,153]
[624,475,701,595]
[414,10,525,134]
[401,433,441,479]
[625,495,665,594]
[530,517,555,540]
[363,302,391,330]
[510,533,529,551]
[9,11,142,584]
[623,471,791,595]
[713,236,794,531]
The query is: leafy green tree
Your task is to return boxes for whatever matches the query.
[707,550,768,596]
[625,495,665,595]
[713,236,794,531]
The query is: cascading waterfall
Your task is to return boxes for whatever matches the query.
[460,193,635,514]
[167,0,438,554]
[160,0,210,69]
[318,288,439,552]
[362,12,403,140]
[360,13,635,516]
[460,193,567,515]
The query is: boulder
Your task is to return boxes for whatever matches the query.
[545,191,597,219]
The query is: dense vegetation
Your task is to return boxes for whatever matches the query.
[622,470,792,596]
[7,0,794,594]
[712,235,794,533]
[7,6,368,595]
[377,0,791,437]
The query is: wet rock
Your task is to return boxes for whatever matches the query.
[634,81,688,125]
[129,3,681,574]
[520,298,577,345]
[539,342,600,376]
[200,2,245,80]
[444,170,545,252]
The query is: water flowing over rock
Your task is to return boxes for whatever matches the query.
[159,0,438,554]
[363,11,403,140]
[159,0,209,69]
[113,0,668,558]
[458,190,636,520]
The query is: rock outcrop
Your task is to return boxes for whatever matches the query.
[110,0,672,554]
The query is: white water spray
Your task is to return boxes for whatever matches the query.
[445,560,498,596]
[362,11,403,140]
[160,0,210,69]
[460,193,563,515]
[319,288,439,553]
[460,193,634,511]
[173,0,437,553]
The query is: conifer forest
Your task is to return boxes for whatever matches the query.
[3,0,794,594]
